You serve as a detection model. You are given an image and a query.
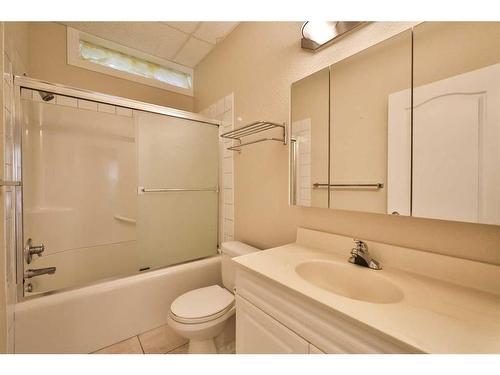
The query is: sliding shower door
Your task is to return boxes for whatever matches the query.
[136,112,219,270]
[19,85,218,296]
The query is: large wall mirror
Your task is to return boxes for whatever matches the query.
[290,22,500,226]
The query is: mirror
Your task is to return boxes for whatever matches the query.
[290,68,330,208]
[329,29,412,214]
[290,22,500,225]
[409,22,500,225]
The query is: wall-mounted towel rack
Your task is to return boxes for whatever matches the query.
[0,180,21,187]
[313,182,384,189]
[220,120,287,152]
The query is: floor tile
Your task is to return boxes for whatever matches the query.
[138,324,188,354]
[93,336,143,354]
[166,343,189,354]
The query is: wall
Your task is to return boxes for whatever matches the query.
[194,21,500,266]
[1,21,30,354]
[199,94,235,243]
[28,22,194,111]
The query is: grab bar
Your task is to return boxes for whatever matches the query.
[138,186,219,194]
[113,215,136,224]
[313,183,384,189]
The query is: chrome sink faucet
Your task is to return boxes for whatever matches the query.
[348,239,382,270]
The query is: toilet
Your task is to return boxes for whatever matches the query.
[167,241,259,354]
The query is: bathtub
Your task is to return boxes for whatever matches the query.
[15,256,221,353]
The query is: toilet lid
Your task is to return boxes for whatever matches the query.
[170,285,235,323]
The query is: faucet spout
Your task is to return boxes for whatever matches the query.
[25,267,56,279]
[348,239,382,270]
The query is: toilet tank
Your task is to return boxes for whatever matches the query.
[220,241,259,292]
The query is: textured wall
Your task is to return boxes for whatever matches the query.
[194,21,500,265]
[28,22,194,111]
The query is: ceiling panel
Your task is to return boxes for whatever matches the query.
[164,22,200,34]
[194,22,239,44]
[173,37,214,67]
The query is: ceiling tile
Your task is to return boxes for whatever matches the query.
[174,36,214,67]
[164,22,200,34]
[193,22,239,44]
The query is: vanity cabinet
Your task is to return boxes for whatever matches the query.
[235,267,418,354]
[236,295,309,354]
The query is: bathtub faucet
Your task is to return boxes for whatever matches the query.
[25,267,56,279]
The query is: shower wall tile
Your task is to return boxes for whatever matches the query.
[97,103,116,114]
[200,92,234,243]
[78,99,98,111]
[56,95,78,108]
[116,107,133,117]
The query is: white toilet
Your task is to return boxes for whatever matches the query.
[167,241,259,354]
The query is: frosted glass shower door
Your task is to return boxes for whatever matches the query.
[21,93,138,294]
[136,112,219,270]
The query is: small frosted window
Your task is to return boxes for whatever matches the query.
[79,40,192,90]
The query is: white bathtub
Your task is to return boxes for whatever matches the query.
[15,256,221,353]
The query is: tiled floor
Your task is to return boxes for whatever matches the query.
[93,324,189,354]
[92,323,235,354]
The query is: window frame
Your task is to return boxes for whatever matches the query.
[67,27,194,96]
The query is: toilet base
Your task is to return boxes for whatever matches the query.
[188,338,217,354]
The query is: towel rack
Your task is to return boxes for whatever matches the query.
[220,120,286,152]
[313,182,384,189]
[0,180,21,187]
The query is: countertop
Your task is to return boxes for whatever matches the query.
[234,240,500,353]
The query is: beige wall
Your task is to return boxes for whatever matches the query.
[28,22,194,111]
[194,21,500,265]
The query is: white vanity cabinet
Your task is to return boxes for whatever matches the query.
[236,295,309,354]
[235,267,418,354]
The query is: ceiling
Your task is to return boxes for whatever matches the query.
[61,22,239,68]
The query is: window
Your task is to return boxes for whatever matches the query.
[67,27,193,96]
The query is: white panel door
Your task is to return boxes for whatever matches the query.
[236,296,309,354]
[413,93,480,222]
[388,63,500,224]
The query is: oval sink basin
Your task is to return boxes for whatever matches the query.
[295,260,404,304]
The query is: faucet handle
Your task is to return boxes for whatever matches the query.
[353,239,368,254]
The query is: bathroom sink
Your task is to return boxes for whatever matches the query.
[295,260,404,304]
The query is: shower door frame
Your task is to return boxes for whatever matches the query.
[13,75,221,301]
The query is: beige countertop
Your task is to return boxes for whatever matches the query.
[234,234,500,353]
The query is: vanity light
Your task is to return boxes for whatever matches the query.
[301,21,365,51]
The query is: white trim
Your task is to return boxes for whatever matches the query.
[66,27,194,97]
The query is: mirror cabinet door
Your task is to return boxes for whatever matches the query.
[290,68,330,208]
[412,22,500,225]
[329,30,412,214]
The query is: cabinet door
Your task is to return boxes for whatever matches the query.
[236,295,309,354]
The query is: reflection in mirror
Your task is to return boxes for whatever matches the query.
[330,30,412,214]
[408,22,500,224]
[290,68,330,208]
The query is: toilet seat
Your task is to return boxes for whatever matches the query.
[170,285,235,324]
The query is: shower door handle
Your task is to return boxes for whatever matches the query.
[25,238,45,264]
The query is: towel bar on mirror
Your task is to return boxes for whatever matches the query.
[313,183,384,189]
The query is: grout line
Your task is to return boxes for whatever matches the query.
[137,335,145,354]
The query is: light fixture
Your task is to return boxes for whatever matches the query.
[301,21,365,51]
